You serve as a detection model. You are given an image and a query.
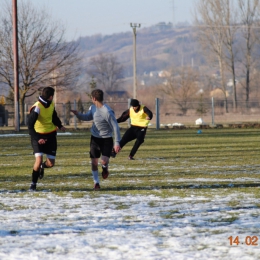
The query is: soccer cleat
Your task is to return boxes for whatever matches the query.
[39,163,44,179]
[94,183,100,190]
[102,165,109,179]
[110,148,117,158]
[128,155,135,160]
[29,183,36,191]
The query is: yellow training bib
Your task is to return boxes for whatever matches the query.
[31,101,57,134]
[130,105,149,127]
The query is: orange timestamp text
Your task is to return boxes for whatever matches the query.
[228,236,258,246]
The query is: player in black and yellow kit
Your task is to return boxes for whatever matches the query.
[111,99,153,160]
[27,87,66,191]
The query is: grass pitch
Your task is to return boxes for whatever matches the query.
[0,128,260,198]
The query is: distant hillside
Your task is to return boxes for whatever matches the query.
[76,23,205,78]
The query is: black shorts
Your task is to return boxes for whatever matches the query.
[31,135,57,157]
[90,135,113,158]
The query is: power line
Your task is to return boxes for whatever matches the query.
[191,23,260,29]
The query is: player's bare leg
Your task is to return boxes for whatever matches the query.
[39,158,55,180]
[101,156,109,179]
[30,155,43,191]
[91,158,100,190]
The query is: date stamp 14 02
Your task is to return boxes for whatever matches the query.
[228,236,258,246]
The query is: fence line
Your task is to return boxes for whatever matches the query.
[1,98,260,128]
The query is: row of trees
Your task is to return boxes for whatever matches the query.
[0,1,124,125]
[159,0,260,115]
[0,1,82,124]
[2,0,260,126]
[195,0,260,112]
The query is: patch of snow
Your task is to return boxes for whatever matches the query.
[172,123,184,126]
[195,118,206,125]
[0,192,259,259]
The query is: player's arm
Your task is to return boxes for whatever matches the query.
[71,107,93,121]
[117,109,130,123]
[27,106,40,141]
[52,109,66,131]
[107,112,121,153]
[143,106,153,120]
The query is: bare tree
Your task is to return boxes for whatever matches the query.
[222,0,240,111]
[195,0,239,112]
[0,0,82,124]
[161,67,199,115]
[87,53,124,92]
[195,0,229,112]
[238,0,260,108]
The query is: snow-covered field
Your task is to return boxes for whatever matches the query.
[0,191,260,260]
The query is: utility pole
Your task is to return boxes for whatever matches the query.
[12,0,20,131]
[52,71,57,106]
[130,23,141,99]
[172,0,175,29]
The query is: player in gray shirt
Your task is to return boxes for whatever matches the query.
[71,89,121,190]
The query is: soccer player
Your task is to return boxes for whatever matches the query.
[111,98,153,160]
[71,89,121,190]
[27,87,66,191]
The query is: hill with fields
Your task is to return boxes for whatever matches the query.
[76,23,205,79]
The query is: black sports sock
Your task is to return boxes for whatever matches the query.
[42,161,48,168]
[32,169,39,183]
[102,164,108,172]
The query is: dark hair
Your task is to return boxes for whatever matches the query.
[42,87,55,100]
[91,89,103,102]
[130,99,139,107]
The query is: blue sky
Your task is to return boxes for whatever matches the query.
[32,0,195,40]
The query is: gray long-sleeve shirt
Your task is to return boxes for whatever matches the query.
[76,104,121,146]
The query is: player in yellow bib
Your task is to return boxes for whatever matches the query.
[27,87,66,191]
[111,99,153,160]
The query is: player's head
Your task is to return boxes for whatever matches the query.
[42,87,55,100]
[130,99,139,107]
[91,89,104,102]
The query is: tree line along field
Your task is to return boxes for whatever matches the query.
[0,128,260,198]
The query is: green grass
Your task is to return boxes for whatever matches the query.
[1,128,260,198]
